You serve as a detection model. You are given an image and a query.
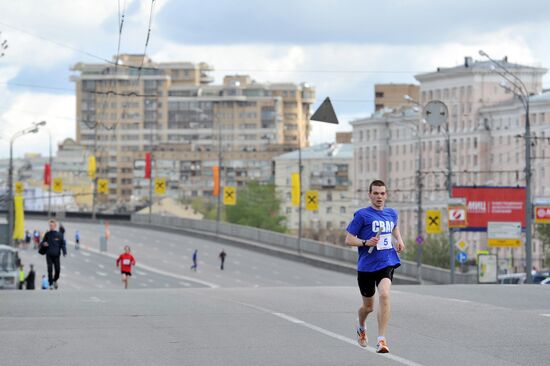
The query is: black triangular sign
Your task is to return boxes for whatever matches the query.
[310,97,339,124]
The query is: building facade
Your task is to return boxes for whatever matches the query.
[353,56,549,270]
[274,142,354,244]
[375,83,419,111]
[71,54,315,209]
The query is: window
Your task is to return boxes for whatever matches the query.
[340,206,346,214]
[375,92,384,98]
[326,207,332,214]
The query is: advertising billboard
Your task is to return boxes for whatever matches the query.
[451,187,526,230]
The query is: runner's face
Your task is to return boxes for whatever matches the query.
[49,222,56,231]
[369,186,387,209]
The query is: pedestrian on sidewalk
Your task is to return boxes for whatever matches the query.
[75,230,80,250]
[190,249,198,271]
[25,264,36,290]
[116,246,136,289]
[39,218,67,290]
[219,249,227,270]
[18,264,25,289]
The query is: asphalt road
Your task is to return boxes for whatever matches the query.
[17,219,355,290]
[1,285,549,366]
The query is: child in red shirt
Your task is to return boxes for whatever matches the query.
[116,246,136,289]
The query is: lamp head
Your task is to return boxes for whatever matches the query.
[479,50,487,57]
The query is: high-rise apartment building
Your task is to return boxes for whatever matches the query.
[353,56,548,269]
[374,83,419,111]
[71,55,315,208]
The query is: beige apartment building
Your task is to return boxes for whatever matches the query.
[274,136,353,244]
[375,83,419,111]
[353,56,548,270]
[71,54,315,209]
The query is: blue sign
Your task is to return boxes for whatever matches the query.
[416,235,424,244]
[456,251,468,264]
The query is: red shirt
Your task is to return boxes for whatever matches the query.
[116,253,136,273]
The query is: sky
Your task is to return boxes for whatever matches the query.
[1,0,550,158]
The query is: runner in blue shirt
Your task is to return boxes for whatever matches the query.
[345,179,405,354]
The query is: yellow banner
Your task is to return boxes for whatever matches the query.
[425,209,442,234]
[15,181,24,196]
[155,177,166,195]
[305,190,318,211]
[488,238,521,248]
[13,196,25,241]
[291,173,300,207]
[88,155,96,179]
[97,179,109,194]
[223,186,237,205]
[53,178,63,193]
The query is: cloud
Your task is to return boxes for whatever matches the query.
[0,90,75,158]
[155,0,550,45]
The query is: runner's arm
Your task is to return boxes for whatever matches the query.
[345,232,378,247]
[392,226,406,253]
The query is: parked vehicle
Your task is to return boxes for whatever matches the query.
[533,270,550,284]
[0,244,19,289]
[540,277,550,285]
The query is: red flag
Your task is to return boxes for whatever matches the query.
[145,152,151,179]
[212,166,220,196]
[44,163,51,185]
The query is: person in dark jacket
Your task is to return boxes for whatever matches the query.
[39,219,67,290]
[25,264,36,290]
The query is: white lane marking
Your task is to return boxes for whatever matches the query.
[70,240,219,288]
[96,271,108,277]
[97,264,104,269]
[540,314,550,318]
[448,298,471,303]
[85,296,106,303]
[233,301,425,366]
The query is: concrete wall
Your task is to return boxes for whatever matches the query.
[131,214,477,284]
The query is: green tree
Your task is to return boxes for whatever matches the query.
[225,181,287,233]
[536,224,550,268]
[402,235,451,269]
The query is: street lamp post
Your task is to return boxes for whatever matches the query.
[404,96,424,283]
[47,128,52,218]
[479,50,534,283]
[7,121,46,245]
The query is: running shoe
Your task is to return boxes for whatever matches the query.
[356,327,367,347]
[53,281,58,290]
[376,339,389,353]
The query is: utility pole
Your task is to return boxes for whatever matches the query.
[416,132,423,283]
[479,50,534,283]
[216,117,222,235]
[48,129,52,218]
[91,123,98,220]
[148,123,154,224]
[446,125,455,283]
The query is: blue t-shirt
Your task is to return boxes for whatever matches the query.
[346,206,401,272]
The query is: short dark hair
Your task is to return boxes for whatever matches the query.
[369,180,387,193]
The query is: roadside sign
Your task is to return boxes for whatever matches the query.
[535,206,550,224]
[478,254,498,284]
[305,190,318,211]
[487,221,521,247]
[97,179,109,194]
[456,240,468,252]
[53,178,63,193]
[423,100,448,126]
[416,235,424,244]
[448,204,467,228]
[223,186,237,205]
[425,210,441,234]
[154,177,166,195]
[15,181,24,196]
[456,251,468,264]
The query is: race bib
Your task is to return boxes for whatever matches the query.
[122,259,131,265]
[377,233,393,251]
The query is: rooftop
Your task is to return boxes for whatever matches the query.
[274,143,353,161]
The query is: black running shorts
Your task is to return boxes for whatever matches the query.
[357,266,395,298]
[121,271,132,276]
